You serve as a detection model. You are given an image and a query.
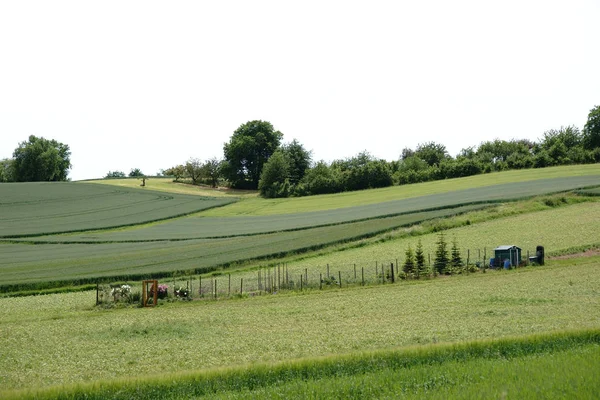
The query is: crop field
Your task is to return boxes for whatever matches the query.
[0,257,599,396]
[0,182,235,237]
[14,174,600,243]
[200,164,600,216]
[0,205,485,287]
[2,199,595,290]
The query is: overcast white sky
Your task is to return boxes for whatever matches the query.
[1,1,599,181]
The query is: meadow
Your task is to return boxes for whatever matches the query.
[1,165,599,398]
[1,257,599,395]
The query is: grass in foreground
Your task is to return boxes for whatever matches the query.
[3,329,598,399]
[0,257,598,390]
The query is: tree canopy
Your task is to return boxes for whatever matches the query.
[583,105,600,150]
[12,135,71,182]
[129,168,144,177]
[105,171,126,178]
[223,120,283,189]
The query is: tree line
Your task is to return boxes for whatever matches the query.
[159,105,600,198]
[2,106,599,190]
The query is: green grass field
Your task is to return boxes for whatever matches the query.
[4,331,599,399]
[0,205,486,288]
[198,164,600,216]
[0,257,598,395]
[18,174,600,242]
[1,165,599,398]
[0,182,235,237]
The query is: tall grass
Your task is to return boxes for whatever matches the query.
[3,329,598,399]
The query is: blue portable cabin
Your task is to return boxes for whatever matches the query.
[493,245,521,268]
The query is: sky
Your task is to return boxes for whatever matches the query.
[1,1,599,181]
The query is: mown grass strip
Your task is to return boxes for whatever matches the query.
[3,329,598,400]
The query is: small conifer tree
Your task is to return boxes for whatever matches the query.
[434,233,450,275]
[415,239,427,278]
[450,237,464,274]
[403,245,416,276]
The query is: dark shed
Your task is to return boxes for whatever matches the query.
[494,245,522,267]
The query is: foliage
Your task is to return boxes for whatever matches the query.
[105,171,126,179]
[258,151,290,198]
[184,158,202,184]
[156,284,168,299]
[128,168,144,177]
[583,105,600,150]
[0,158,15,182]
[415,239,427,278]
[174,286,190,298]
[280,139,311,186]
[222,120,283,189]
[200,157,222,188]
[413,141,449,166]
[296,161,341,195]
[433,232,449,275]
[12,135,71,182]
[402,245,415,275]
[450,237,464,273]
[163,165,186,182]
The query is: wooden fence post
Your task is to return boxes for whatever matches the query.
[305,268,308,286]
[240,278,243,296]
[339,271,342,288]
[320,273,323,290]
[390,263,395,283]
[362,267,365,286]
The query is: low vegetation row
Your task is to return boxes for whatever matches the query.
[3,329,598,399]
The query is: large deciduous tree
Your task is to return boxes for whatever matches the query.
[258,151,290,198]
[129,168,144,177]
[12,135,71,182]
[105,170,126,178]
[223,120,283,189]
[185,158,203,184]
[583,105,600,150]
[280,139,311,186]
[200,157,222,188]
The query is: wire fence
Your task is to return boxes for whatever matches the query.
[97,246,544,305]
